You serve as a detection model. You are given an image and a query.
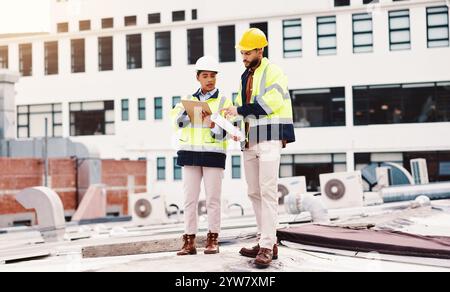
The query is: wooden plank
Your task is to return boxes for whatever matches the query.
[82,235,207,258]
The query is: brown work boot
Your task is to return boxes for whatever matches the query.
[239,244,278,260]
[177,234,197,256]
[204,232,219,254]
[254,248,274,268]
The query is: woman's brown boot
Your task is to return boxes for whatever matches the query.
[177,234,197,256]
[204,232,219,254]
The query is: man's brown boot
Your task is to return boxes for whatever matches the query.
[254,248,274,268]
[204,232,219,254]
[177,234,197,256]
[239,244,278,260]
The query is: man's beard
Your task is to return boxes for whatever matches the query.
[245,58,260,69]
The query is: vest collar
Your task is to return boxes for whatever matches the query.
[193,88,220,100]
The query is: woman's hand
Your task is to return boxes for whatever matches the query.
[202,112,215,129]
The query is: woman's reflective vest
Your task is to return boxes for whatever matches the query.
[171,90,233,169]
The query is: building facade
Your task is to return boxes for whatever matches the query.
[0,0,449,209]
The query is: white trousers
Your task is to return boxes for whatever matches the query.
[183,166,224,235]
[243,141,282,249]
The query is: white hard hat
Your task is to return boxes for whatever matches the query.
[195,56,219,73]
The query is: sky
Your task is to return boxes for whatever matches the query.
[0,0,50,34]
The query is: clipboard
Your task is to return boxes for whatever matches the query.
[181,100,212,125]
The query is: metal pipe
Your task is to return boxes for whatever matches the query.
[381,182,450,203]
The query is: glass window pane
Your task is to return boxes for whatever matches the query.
[105,110,115,122]
[53,113,62,124]
[105,123,115,135]
[318,23,336,35]
[284,26,302,38]
[391,30,410,43]
[284,39,302,51]
[428,14,448,26]
[318,36,337,48]
[280,165,293,178]
[354,20,372,32]
[30,104,52,113]
[18,127,28,138]
[82,102,104,111]
[354,34,373,46]
[429,40,450,47]
[18,115,28,126]
[428,27,449,40]
[391,43,411,50]
[390,17,409,30]
[284,51,302,58]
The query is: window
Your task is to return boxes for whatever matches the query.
[154,97,163,120]
[44,41,58,75]
[353,13,373,53]
[250,22,269,57]
[187,28,204,65]
[71,39,85,73]
[283,18,302,58]
[389,10,411,51]
[98,36,113,71]
[126,34,142,69]
[317,16,337,56]
[218,25,236,62]
[157,157,166,180]
[102,18,114,29]
[280,154,347,191]
[17,104,63,138]
[192,9,198,20]
[291,87,346,128]
[172,96,181,108]
[57,22,68,33]
[174,157,182,180]
[79,20,91,31]
[155,31,171,67]
[69,101,115,136]
[427,6,449,48]
[353,81,450,125]
[0,46,8,69]
[172,10,185,22]
[125,16,137,26]
[19,43,32,77]
[148,13,161,24]
[232,156,241,179]
[335,0,350,6]
[121,99,129,121]
[138,98,146,120]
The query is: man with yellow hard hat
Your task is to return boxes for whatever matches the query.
[223,28,295,268]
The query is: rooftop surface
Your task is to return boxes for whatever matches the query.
[1,200,450,272]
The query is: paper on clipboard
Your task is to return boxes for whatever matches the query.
[211,113,246,142]
[181,100,212,125]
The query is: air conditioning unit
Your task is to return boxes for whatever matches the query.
[278,176,307,205]
[319,171,364,209]
[129,193,168,226]
[375,167,392,190]
[411,159,429,185]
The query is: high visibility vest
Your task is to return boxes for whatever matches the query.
[235,58,295,144]
[171,90,233,155]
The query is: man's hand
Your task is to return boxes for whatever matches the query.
[222,106,239,118]
[202,111,215,129]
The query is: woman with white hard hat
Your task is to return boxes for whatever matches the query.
[170,56,233,256]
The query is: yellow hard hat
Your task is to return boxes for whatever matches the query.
[236,28,268,51]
